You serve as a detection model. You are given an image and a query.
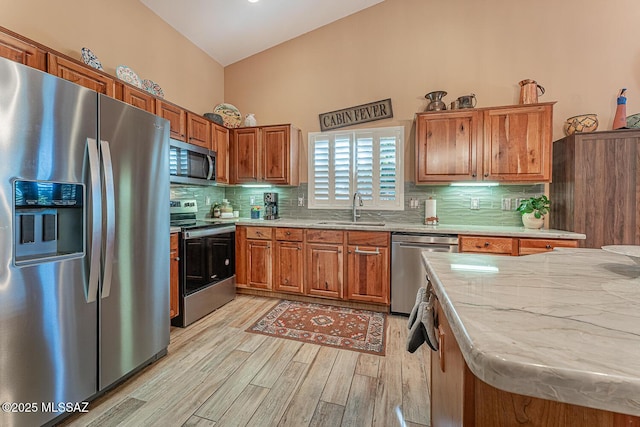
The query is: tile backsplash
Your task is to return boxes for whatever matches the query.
[173,182,545,227]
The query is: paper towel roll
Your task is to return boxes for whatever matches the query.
[425,198,436,218]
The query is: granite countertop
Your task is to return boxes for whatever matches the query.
[233,218,586,239]
[421,248,640,416]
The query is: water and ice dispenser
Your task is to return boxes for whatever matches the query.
[14,180,84,265]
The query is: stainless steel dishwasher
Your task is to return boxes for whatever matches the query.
[391,233,458,314]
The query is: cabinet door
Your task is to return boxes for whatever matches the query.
[187,112,211,149]
[273,241,303,294]
[483,104,552,182]
[156,100,186,141]
[346,244,389,304]
[0,30,46,70]
[212,123,229,184]
[306,243,343,299]
[261,125,290,184]
[431,300,475,426]
[170,233,179,319]
[246,239,272,290]
[47,53,114,96]
[231,128,259,183]
[119,84,155,113]
[416,111,480,182]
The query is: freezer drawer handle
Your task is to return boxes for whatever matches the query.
[100,139,116,299]
[86,138,101,303]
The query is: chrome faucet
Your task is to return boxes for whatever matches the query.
[352,191,363,222]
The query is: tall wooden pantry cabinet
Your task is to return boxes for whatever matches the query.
[550,129,640,248]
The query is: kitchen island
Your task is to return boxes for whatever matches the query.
[421,248,640,426]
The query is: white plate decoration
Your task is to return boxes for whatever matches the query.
[213,103,242,128]
[116,65,143,89]
[81,47,103,71]
[142,78,165,98]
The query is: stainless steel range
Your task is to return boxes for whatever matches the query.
[170,199,236,327]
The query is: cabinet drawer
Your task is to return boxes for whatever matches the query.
[459,236,517,255]
[246,227,273,240]
[275,228,303,241]
[519,238,578,255]
[347,231,389,247]
[306,229,344,244]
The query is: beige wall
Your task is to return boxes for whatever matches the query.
[225,0,640,182]
[0,0,224,114]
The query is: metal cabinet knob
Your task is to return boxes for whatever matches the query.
[546,244,552,249]
[484,242,490,247]
[472,173,477,178]
[174,257,180,261]
[484,173,489,178]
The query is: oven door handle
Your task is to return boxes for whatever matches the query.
[183,225,236,239]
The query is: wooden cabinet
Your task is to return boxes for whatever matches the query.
[170,233,179,319]
[47,53,115,96]
[186,112,210,149]
[230,124,300,185]
[550,130,640,248]
[483,104,553,182]
[237,226,273,290]
[156,100,186,141]
[305,229,344,299]
[416,103,553,183]
[459,235,518,255]
[431,299,475,427]
[273,228,304,294]
[345,231,390,304]
[211,123,230,184]
[460,235,579,256]
[0,29,46,71]
[116,83,156,113]
[415,110,481,182]
[519,238,578,255]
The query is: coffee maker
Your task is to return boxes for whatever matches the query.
[264,192,279,220]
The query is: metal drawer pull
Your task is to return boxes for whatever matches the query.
[354,246,380,255]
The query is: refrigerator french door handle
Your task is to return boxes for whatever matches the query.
[206,154,214,180]
[87,138,101,303]
[100,139,116,299]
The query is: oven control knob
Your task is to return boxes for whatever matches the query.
[225,259,230,266]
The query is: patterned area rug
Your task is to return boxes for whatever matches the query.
[247,300,387,355]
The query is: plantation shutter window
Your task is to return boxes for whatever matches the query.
[308,126,404,210]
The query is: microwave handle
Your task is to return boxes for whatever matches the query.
[206,155,214,180]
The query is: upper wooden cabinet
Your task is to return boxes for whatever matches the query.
[47,53,115,96]
[416,103,554,183]
[156,100,186,141]
[211,123,230,184]
[116,83,156,114]
[186,112,210,149]
[0,30,46,71]
[230,124,300,185]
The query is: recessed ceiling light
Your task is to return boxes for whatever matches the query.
[248,0,259,3]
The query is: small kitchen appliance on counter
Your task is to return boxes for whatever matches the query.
[264,192,279,220]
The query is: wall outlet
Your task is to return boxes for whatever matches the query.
[298,196,305,207]
[205,196,211,206]
[513,198,523,210]
[409,198,419,209]
[470,197,480,210]
[501,197,512,211]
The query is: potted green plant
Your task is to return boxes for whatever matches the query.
[517,195,550,229]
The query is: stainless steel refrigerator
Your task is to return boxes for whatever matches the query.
[0,57,170,427]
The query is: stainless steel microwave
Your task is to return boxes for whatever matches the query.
[169,139,216,186]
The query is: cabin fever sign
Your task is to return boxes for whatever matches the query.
[319,98,393,131]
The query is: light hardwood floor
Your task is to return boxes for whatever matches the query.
[60,295,432,427]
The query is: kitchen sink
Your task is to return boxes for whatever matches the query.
[316,221,386,227]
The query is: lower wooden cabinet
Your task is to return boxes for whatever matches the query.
[459,235,579,256]
[170,233,179,319]
[273,228,304,294]
[236,226,391,305]
[345,231,390,304]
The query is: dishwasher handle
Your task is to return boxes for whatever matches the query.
[395,243,458,252]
